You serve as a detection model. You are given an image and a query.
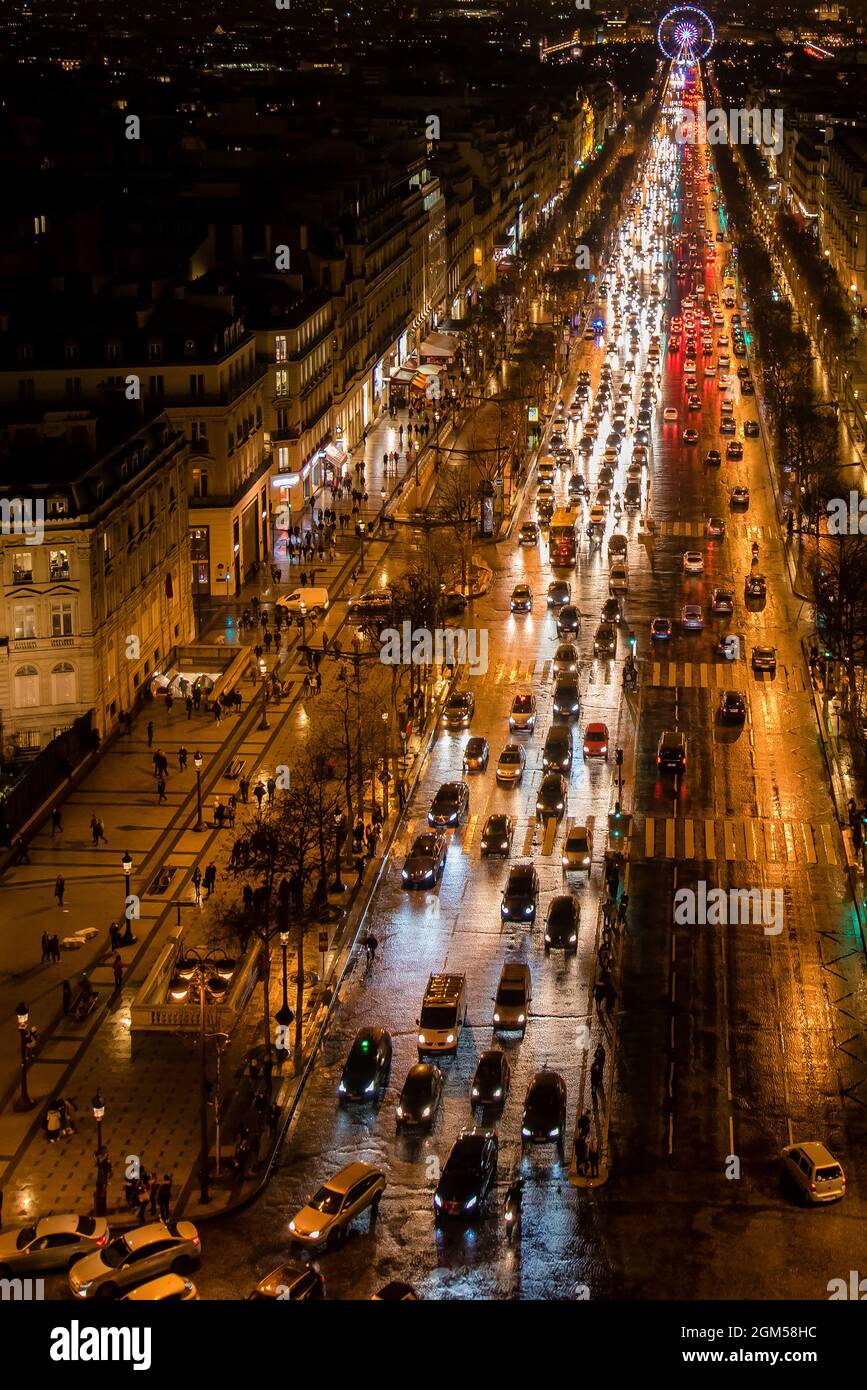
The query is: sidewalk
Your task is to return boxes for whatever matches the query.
[0,575,457,1232]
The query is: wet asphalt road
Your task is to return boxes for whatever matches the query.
[196,82,867,1303]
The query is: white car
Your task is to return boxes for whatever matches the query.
[69,1221,201,1299]
[0,1215,109,1275]
[781,1142,845,1204]
[682,550,704,574]
[122,1274,198,1301]
[663,407,678,422]
[562,825,593,874]
[681,604,704,631]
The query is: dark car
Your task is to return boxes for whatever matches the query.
[510,584,533,613]
[536,772,568,822]
[428,782,469,828]
[601,597,622,625]
[521,1071,568,1147]
[711,588,734,615]
[442,690,475,729]
[443,591,468,617]
[338,1027,392,1101]
[518,522,539,546]
[249,1264,325,1301]
[657,731,687,776]
[744,573,766,600]
[552,677,581,719]
[730,486,750,510]
[462,736,489,772]
[752,645,777,673]
[743,420,760,437]
[556,605,581,638]
[741,379,755,395]
[433,1130,498,1223]
[544,895,580,954]
[501,863,539,922]
[401,832,447,889]
[396,1063,443,1130]
[704,449,721,468]
[471,1050,511,1108]
[594,622,617,658]
[568,475,587,499]
[480,813,514,858]
[718,691,746,724]
[548,579,571,607]
[542,725,573,773]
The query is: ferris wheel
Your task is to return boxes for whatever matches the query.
[657,6,715,64]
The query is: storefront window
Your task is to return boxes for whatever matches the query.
[190,526,210,591]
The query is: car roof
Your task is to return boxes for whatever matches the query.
[586,723,608,734]
[353,1026,388,1046]
[35,1215,86,1236]
[322,1161,383,1193]
[124,1221,195,1251]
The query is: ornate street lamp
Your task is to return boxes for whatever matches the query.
[13,1002,34,1112]
[194,750,204,832]
[169,949,234,1202]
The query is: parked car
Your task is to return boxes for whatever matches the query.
[781,1142,846,1204]
[69,1222,201,1299]
[0,1215,109,1276]
[248,1265,325,1301]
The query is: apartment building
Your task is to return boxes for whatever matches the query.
[0,409,192,753]
[821,132,867,310]
[0,280,269,602]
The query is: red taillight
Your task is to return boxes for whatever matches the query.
[97,1235,107,1247]
[810,1183,817,1191]
[192,1237,200,1246]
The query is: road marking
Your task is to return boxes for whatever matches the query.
[705,819,715,860]
[522,824,536,856]
[682,662,692,688]
[684,818,695,859]
[541,816,558,856]
[645,816,655,857]
[743,818,757,861]
[819,822,838,867]
[762,819,776,862]
[652,661,661,686]
[463,814,479,855]
[801,821,817,865]
[665,818,675,858]
[783,821,797,862]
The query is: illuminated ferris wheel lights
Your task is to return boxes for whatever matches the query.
[657,6,715,63]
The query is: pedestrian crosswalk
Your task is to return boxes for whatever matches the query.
[492,660,547,684]
[636,816,840,865]
[645,661,807,692]
[653,520,774,540]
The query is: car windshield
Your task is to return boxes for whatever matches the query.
[311,1186,343,1215]
[434,789,459,806]
[102,1235,135,1269]
[447,696,470,711]
[486,817,508,832]
[496,988,525,1006]
[445,1138,485,1173]
[500,750,520,764]
[420,1005,456,1029]
[513,696,533,711]
[586,731,605,742]
[508,872,534,895]
[411,836,437,856]
[549,900,574,926]
[816,1164,843,1181]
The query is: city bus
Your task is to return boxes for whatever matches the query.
[549,507,578,567]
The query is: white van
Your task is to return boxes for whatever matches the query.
[280,586,329,618]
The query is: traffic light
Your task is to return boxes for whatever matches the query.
[627,631,637,651]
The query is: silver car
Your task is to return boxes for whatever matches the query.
[0,1215,109,1276]
[69,1221,201,1299]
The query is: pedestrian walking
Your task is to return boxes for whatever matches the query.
[266,776,277,805]
[617,893,630,928]
[46,1104,62,1144]
[51,807,63,836]
[204,862,217,897]
[109,920,121,951]
[136,1178,149,1223]
[213,699,223,724]
[588,1138,600,1178]
[235,1137,250,1180]
[268,1101,280,1136]
[62,979,72,1014]
[193,687,202,712]
[590,1059,603,1096]
[178,745,188,771]
[112,954,124,992]
[158,1174,173,1223]
[239,776,250,804]
[354,852,366,883]
[363,933,378,966]
[60,1096,78,1136]
[41,931,51,962]
[12,835,31,864]
[192,866,202,905]
[165,692,174,718]
[227,793,237,828]
[55,874,65,907]
[574,1132,588,1176]
[148,1171,160,1216]
[157,775,167,803]
[91,813,101,846]
[254,781,266,809]
[147,720,155,748]
[50,935,60,962]
[186,695,193,719]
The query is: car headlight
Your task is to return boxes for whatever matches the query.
[524,904,533,916]
[308,1229,321,1241]
[464,1196,478,1211]
[500,841,508,850]
[562,856,569,866]
[583,857,590,866]
[446,1034,455,1044]
[434,1193,443,1208]
[544,933,552,942]
[494,1087,502,1098]
[493,1012,500,1022]
[74,1280,92,1293]
[418,1033,426,1044]
[549,1128,561,1138]
[422,1106,431,1118]
[472,1087,479,1098]
[288,1219,297,1232]
[522,1126,531,1137]
[365,1080,376,1093]
[517,1014,525,1024]
[424,869,433,880]
[396,1106,403,1118]
[570,934,577,943]
[556,801,564,810]
[401,870,409,880]
[338,1081,346,1093]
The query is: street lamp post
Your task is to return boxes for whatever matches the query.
[122,848,132,921]
[92,1088,108,1216]
[169,949,234,1203]
[275,930,295,1066]
[381,710,391,820]
[194,750,203,832]
[13,1002,34,1112]
[333,810,347,893]
[258,658,269,731]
